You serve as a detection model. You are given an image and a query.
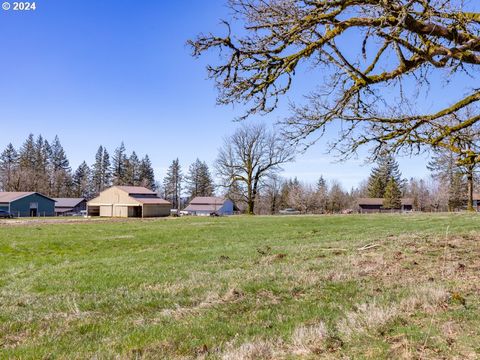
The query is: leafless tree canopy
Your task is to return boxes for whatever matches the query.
[190,0,480,157]
[216,123,294,214]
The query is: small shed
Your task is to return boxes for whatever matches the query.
[357,198,413,213]
[87,186,171,218]
[0,192,56,217]
[184,197,235,216]
[53,198,87,216]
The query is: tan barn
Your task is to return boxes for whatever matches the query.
[87,186,171,218]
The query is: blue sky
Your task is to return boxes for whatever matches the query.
[0,0,464,189]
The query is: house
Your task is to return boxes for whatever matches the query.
[184,197,235,216]
[53,198,87,216]
[87,186,171,218]
[357,198,413,213]
[0,192,56,217]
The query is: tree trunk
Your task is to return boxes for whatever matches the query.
[467,166,474,212]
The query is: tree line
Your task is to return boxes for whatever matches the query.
[0,135,156,199]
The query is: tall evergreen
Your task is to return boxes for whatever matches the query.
[112,142,127,185]
[0,144,19,191]
[72,161,92,199]
[428,150,467,211]
[185,159,214,199]
[383,177,402,209]
[49,135,72,197]
[368,154,404,198]
[92,146,111,194]
[124,151,141,185]
[138,155,156,190]
[163,158,182,209]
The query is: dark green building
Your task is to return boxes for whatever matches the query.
[0,192,55,217]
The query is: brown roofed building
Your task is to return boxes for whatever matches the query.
[357,198,413,213]
[87,186,171,218]
[53,198,87,216]
[184,197,235,216]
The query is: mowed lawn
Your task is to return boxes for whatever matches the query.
[1,214,479,359]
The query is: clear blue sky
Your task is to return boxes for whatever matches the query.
[0,0,461,189]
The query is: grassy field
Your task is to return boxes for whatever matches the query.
[1,214,479,359]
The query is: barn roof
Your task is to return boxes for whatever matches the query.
[115,186,156,195]
[53,198,86,208]
[0,192,55,203]
[133,197,171,205]
[189,197,227,205]
[357,198,414,206]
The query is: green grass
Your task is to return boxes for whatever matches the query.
[1,214,479,359]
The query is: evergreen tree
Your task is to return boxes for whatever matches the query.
[368,154,404,198]
[383,177,402,209]
[92,146,111,194]
[112,142,127,185]
[124,151,141,185]
[163,158,182,209]
[316,175,328,213]
[49,135,72,197]
[72,161,92,199]
[185,159,214,199]
[138,155,156,190]
[428,150,467,211]
[0,143,19,191]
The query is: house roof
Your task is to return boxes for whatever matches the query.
[357,198,414,206]
[0,192,55,203]
[189,197,227,205]
[53,198,86,208]
[115,186,156,195]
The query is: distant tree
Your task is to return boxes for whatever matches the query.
[138,155,156,190]
[326,180,347,213]
[368,155,404,198]
[92,146,111,194]
[407,178,430,212]
[72,162,92,199]
[163,158,182,209]
[383,177,402,209]
[0,144,19,191]
[215,124,294,214]
[185,159,214,199]
[49,135,72,197]
[448,172,467,211]
[316,176,328,213]
[124,151,141,186]
[112,142,127,185]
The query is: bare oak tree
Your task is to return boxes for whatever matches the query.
[191,0,480,158]
[216,123,294,214]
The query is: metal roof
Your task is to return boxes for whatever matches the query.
[184,204,221,212]
[53,198,86,208]
[115,186,156,195]
[0,192,55,203]
[189,197,226,205]
[133,197,171,205]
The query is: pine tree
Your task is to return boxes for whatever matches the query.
[163,158,182,209]
[92,146,111,194]
[138,155,156,190]
[316,175,328,213]
[72,161,92,199]
[368,154,404,198]
[185,159,214,199]
[124,151,141,185]
[383,177,402,209]
[49,135,72,197]
[0,144,19,191]
[428,150,467,211]
[112,142,127,185]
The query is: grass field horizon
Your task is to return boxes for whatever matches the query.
[1,214,479,359]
